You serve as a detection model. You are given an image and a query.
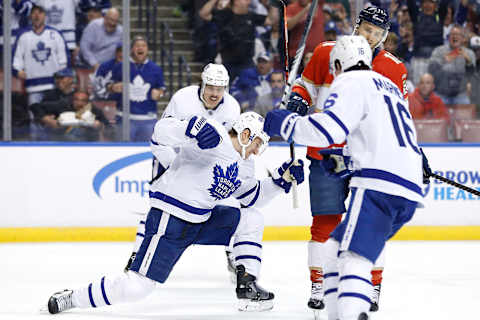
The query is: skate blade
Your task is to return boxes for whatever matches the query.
[237,299,274,312]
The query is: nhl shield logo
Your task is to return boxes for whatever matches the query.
[209,163,242,200]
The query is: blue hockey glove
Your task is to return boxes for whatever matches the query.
[287,92,310,116]
[317,148,353,179]
[420,148,432,184]
[272,159,305,193]
[264,109,299,141]
[186,116,221,149]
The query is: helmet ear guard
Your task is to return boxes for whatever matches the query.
[232,112,270,159]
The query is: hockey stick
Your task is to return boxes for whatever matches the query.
[427,172,480,197]
[274,0,319,208]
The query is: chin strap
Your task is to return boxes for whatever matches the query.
[237,135,251,160]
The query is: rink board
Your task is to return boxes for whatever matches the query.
[1,142,479,241]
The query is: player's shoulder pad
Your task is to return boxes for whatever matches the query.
[376,50,406,69]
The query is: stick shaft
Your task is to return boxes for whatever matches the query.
[430,173,480,197]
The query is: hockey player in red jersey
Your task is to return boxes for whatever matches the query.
[286,6,408,315]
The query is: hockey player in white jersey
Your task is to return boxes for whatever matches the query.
[12,4,69,105]
[126,64,253,287]
[47,112,305,315]
[263,36,424,320]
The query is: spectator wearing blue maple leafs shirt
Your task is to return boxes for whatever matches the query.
[107,35,166,142]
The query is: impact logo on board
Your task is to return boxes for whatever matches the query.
[93,152,152,199]
[423,170,480,201]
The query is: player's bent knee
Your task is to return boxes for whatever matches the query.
[123,271,156,302]
[237,207,264,235]
[311,214,342,242]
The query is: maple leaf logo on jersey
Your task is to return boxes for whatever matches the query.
[32,41,51,65]
[130,75,151,102]
[46,5,64,25]
[208,163,242,200]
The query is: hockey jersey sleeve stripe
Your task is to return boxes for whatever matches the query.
[325,110,349,136]
[353,169,422,196]
[308,116,334,145]
[25,77,54,87]
[236,183,258,200]
[233,241,263,248]
[149,191,211,215]
[243,182,261,208]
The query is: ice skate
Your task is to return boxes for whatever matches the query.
[47,289,74,314]
[225,250,236,284]
[370,283,381,312]
[236,265,274,311]
[308,281,325,320]
[308,281,325,310]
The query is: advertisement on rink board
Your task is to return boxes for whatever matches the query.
[0,143,479,241]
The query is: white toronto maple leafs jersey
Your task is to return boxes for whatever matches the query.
[289,70,424,204]
[151,85,241,172]
[162,85,241,131]
[149,117,282,223]
[13,26,68,93]
[33,0,79,49]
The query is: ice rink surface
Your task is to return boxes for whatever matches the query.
[2,240,480,320]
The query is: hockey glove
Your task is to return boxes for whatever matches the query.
[264,109,299,142]
[287,92,310,116]
[186,116,221,149]
[272,159,305,193]
[420,148,432,184]
[317,148,353,179]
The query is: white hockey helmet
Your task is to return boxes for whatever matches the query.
[232,111,270,159]
[201,63,229,87]
[200,63,230,107]
[329,35,372,77]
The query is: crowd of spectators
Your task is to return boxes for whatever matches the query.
[3,0,480,142]
[1,0,169,142]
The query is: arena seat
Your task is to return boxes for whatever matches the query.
[414,119,449,143]
[75,67,95,93]
[454,119,480,142]
[447,104,477,121]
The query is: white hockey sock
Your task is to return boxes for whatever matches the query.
[374,245,386,269]
[72,271,156,309]
[323,238,340,320]
[232,207,264,278]
[337,251,373,320]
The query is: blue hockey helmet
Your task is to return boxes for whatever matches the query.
[354,6,390,49]
[356,6,390,30]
